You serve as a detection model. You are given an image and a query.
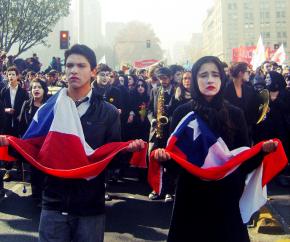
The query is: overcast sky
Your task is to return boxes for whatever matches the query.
[99,0,214,49]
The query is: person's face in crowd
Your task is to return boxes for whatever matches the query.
[263,63,271,74]
[137,81,145,94]
[28,73,36,81]
[96,71,110,86]
[158,75,171,88]
[109,72,115,85]
[65,54,94,90]
[128,76,135,90]
[224,67,229,77]
[242,68,250,82]
[286,77,290,89]
[197,62,221,102]
[47,75,56,85]
[265,73,271,86]
[182,72,191,90]
[174,71,183,83]
[119,76,125,85]
[31,82,44,100]
[7,71,18,87]
[276,67,282,74]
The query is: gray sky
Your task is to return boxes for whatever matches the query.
[100,0,214,49]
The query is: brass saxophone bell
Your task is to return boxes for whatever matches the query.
[158,116,169,125]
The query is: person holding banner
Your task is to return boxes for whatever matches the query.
[151,56,284,242]
[0,44,144,242]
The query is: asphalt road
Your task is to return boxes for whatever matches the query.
[0,171,289,242]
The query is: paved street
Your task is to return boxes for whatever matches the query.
[0,171,290,242]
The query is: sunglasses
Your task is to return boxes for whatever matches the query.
[137,84,144,88]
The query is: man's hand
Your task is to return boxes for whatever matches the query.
[0,136,9,146]
[127,114,134,123]
[154,148,171,162]
[127,139,145,152]
[262,140,278,153]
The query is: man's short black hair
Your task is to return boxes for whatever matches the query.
[64,44,97,70]
[155,67,172,78]
[169,65,184,75]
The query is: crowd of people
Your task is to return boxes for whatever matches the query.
[0,44,289,242]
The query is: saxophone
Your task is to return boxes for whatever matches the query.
[156,88,169,139]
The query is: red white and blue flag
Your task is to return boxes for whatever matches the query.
[0,88,147,179]
[148,111,287,223]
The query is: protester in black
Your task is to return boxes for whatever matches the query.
[153,56,278,242]
[18,79,48,200]
[0,66,29,181]
[127,79,150,141]
[224,62,260,141]
[169,71,192,115]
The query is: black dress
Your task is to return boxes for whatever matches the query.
[126,91,150,141]
[224,82,260,140]
[18,99,44,199]
[167,101,263,242]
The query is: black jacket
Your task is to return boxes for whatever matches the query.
[0,100,5,134]
[224,82,260,135]
[42,90,121,216]
[0,86,29,136]
[18,98,40,136]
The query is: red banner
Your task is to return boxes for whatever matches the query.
[232,46,275,64]
[134,59,159,68]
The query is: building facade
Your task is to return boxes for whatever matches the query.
[202,0,290,64]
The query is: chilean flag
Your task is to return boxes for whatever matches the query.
[148,111,287,223]
[0,88,147,179]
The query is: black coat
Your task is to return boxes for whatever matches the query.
[126,91,150,141]
[224,82,260,137]
[167,101,263,242]
[0,100,5,134]
[18,98,40,136]
[41,90,121,216]
[93,84,122,109]
[0,86,29,136]
[253,90,290,156]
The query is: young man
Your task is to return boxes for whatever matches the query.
[0,44,143,242]
[147,67,176,202]
[0,66,28,181]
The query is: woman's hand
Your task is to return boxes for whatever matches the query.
[154,148,171,162]
[262,140,278,153]
[0,136,9,146]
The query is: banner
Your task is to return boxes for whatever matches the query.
[133,59,160,69]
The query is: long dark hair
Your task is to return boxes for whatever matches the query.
[30,78,49,103]
[190,56,235,142]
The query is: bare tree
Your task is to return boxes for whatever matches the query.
[114,21,163,66]
[0,0,70,57]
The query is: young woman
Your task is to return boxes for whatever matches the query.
[169,71,192,115]
[224,62,259,141]
[18,79,48,135]
[127,78,150,141]
[18,78,48,201]
[153,56,278,242]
